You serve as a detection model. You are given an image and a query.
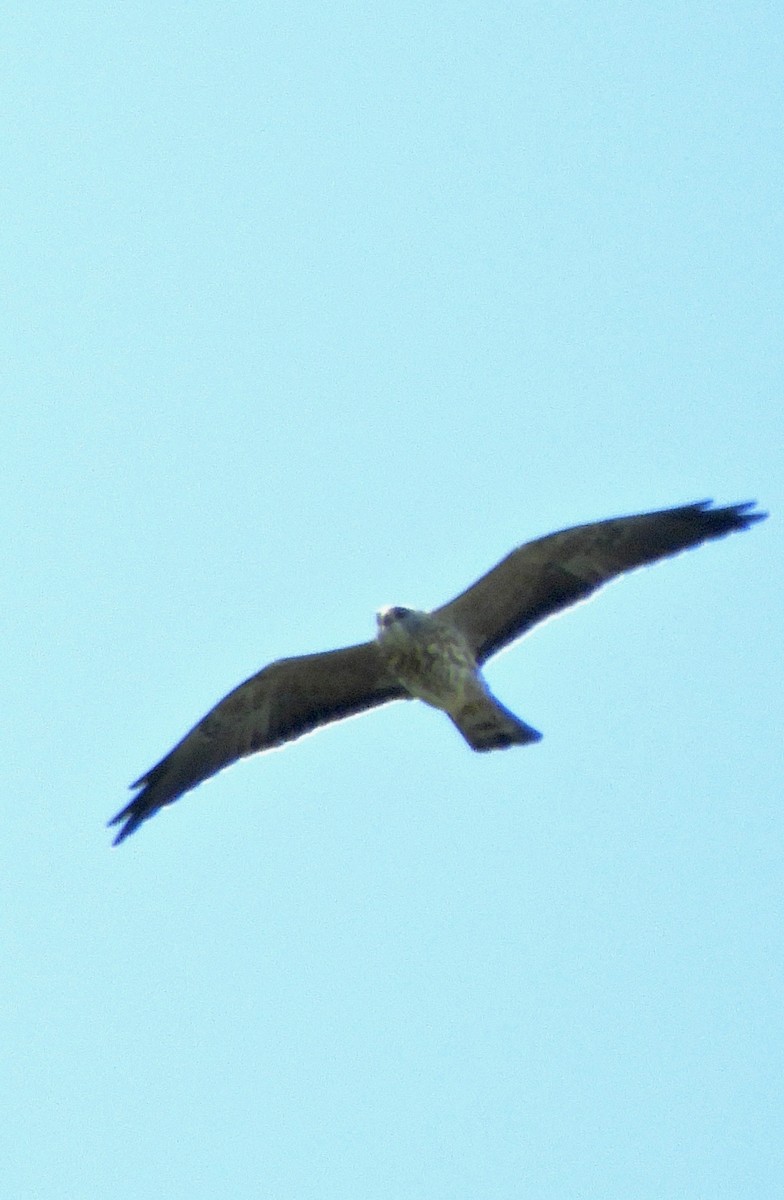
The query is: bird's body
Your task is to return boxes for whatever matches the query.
[110,499,765,844]
[376,605,478,710]
[376,606,541,750]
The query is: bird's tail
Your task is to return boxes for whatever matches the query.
[449,688,542,752]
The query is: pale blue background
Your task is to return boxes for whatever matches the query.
[3,4,782,1197]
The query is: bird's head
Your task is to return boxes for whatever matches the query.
[376,605,414,632]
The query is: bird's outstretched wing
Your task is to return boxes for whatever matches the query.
[436,501,766,665]
[109,642,404,844]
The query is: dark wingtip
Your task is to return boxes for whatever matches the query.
[732,500,767,526]
[107,811,138,847]
[109,821,134,847]
[692,499,767,531]
[107,785,152,846]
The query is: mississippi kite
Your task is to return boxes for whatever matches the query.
[110,499,764,844]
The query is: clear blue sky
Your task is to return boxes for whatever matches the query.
[3,4,782,1197]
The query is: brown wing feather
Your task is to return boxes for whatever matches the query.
[109,641,404,844]
[436,501,765,665]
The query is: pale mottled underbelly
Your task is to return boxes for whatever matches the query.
[380,625,478,711]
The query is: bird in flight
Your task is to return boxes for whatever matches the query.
[110,500,765,844]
